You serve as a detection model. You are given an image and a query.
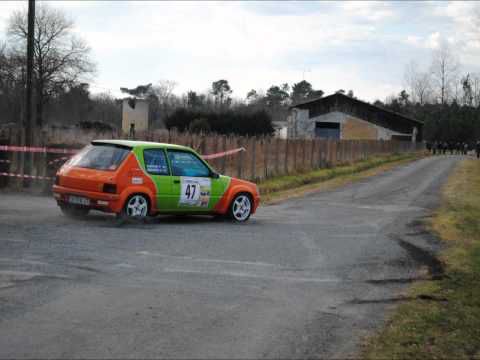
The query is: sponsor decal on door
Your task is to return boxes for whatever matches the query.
[179,177,211,207]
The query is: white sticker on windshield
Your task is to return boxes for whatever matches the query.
[179,177,211,207]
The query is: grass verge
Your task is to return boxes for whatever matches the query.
[363,158,480,359]
[258,153,423,204]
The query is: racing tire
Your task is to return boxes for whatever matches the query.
[60,204,90,218]
[229,193,253,222]
[117,194,150,223]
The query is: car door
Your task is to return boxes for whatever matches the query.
[141,148,173,211]
[166,149,225,212]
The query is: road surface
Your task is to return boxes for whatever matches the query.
[0,156,460,358]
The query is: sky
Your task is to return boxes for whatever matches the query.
[1,1,479,102]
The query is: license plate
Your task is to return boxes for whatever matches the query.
[67,195,90,206]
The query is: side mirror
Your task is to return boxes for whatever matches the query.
[211,171,220,179]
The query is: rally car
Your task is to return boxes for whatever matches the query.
[52,140,260,222]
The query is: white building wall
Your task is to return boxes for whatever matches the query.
[290,109,411,140]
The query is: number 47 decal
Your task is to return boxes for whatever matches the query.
[179,177,210,206]
[184,183,197,200]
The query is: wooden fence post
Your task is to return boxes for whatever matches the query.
[284,138,289,174]
[237,137,244,179]
[340,140,344,164]
[275,137,280,176]
[317,139,323,168]
[325,139,330,167]
[211,134,218,170]
[200,134,206,156]
[40,131,48,193]
[302,138,306,171]
[330,139,335,167]
[310,139,315,170]
[188,132,193,148]
[19,129,25,188]
[250,136,256,181]
[293,139,297,172]
[339,140,343,164]
[221,135,227,174]
[264,136,269,178]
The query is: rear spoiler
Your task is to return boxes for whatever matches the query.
[91,141,133,150]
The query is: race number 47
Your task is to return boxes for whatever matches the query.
[179,177,211,207]
[184,183,197,200]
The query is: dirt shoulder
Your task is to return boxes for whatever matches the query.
[362,158,480,359]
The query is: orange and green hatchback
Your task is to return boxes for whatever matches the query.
[52,140,260,222]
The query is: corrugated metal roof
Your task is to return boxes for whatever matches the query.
[290,92,423,125]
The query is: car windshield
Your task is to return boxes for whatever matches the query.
[67,144,130,171]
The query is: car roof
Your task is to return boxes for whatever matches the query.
[91,139,193,151]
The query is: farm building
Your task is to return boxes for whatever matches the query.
[288,93,423,142]
[122,98,149,134]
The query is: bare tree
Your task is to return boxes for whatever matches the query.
[404,60,432,105]
[0,42,24,90]
[150,80,178,127]
[415,72,433,105]
[7,4,95,126]
[152,80,177,107]
[0,42,26,124]
[430,41,460,105]
[471,73,480,107]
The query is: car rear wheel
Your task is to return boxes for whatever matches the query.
[122,194,150,218]
[60,204,89,218]
[229,193,252,222]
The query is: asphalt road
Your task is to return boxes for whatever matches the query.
[0,156,460,359]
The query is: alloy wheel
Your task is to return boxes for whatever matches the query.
[126,195,148,217]
[232,194,252,221]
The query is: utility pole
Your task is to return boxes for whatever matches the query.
[24,0,35,187]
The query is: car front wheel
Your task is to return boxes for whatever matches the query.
[229,193,252,222]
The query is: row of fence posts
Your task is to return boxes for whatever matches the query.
[134,129,421,181]
[0,127,423,192]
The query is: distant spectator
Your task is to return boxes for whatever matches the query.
[448,142,454,155]
[129,123,135,139]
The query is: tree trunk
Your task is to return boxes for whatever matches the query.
[36,94,43,127]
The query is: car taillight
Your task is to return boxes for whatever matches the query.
[103,183,117,194]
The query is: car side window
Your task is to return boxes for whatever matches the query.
[144,149,169,175]
[167,150,210,177]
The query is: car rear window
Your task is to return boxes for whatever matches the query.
[68,144,131,171]
[144,149,169,175]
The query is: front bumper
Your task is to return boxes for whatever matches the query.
[52,185,121,213]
